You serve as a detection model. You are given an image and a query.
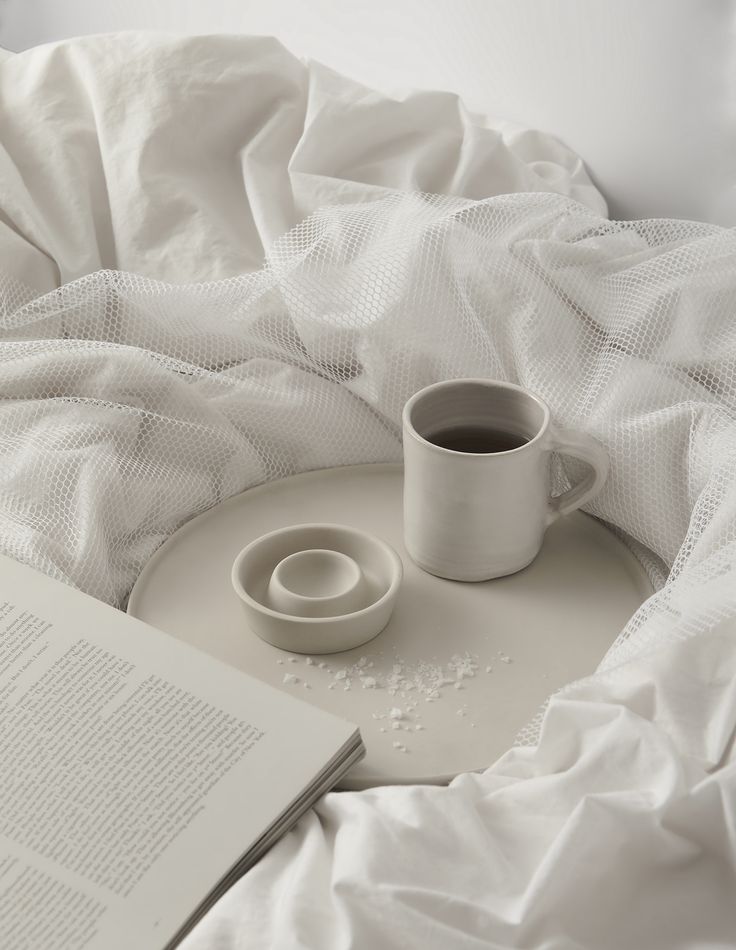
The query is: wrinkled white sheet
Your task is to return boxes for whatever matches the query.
[0,31,605,604]
[0,31,604,291]
[2,32,735,950]
[184,624,736,950]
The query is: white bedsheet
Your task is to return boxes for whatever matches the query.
[184,625,736,949]
[2,33,735,950]
[0,31,603,292]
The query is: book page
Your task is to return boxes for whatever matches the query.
[0,555,358,950]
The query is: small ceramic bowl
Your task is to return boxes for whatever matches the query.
[266,548,368,618]
[231,523,403,654]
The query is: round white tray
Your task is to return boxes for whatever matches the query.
[128,464,653,789]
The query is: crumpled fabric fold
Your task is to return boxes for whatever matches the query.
[1,33,735,950]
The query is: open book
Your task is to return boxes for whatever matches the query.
[0,553,363,950]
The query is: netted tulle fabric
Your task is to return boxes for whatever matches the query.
[1,192,734,698]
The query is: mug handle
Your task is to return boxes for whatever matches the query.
[546,426,609,524]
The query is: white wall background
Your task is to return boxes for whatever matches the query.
[1,0,734,224]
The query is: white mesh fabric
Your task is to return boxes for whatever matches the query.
[1,191,734,705]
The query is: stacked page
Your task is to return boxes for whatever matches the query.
[0,554,363,950]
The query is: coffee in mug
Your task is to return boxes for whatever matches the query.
[424,425,529,454]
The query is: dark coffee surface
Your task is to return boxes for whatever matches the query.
[424,425,529,454]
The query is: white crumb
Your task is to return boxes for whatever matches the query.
[283,674,299,685]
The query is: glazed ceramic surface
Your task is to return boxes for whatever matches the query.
[266,548,368,618]
[128,464,653,789]
[231,524,402,653]
[402,379,609,580]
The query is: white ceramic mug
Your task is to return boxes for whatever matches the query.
[402,379,609,581]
